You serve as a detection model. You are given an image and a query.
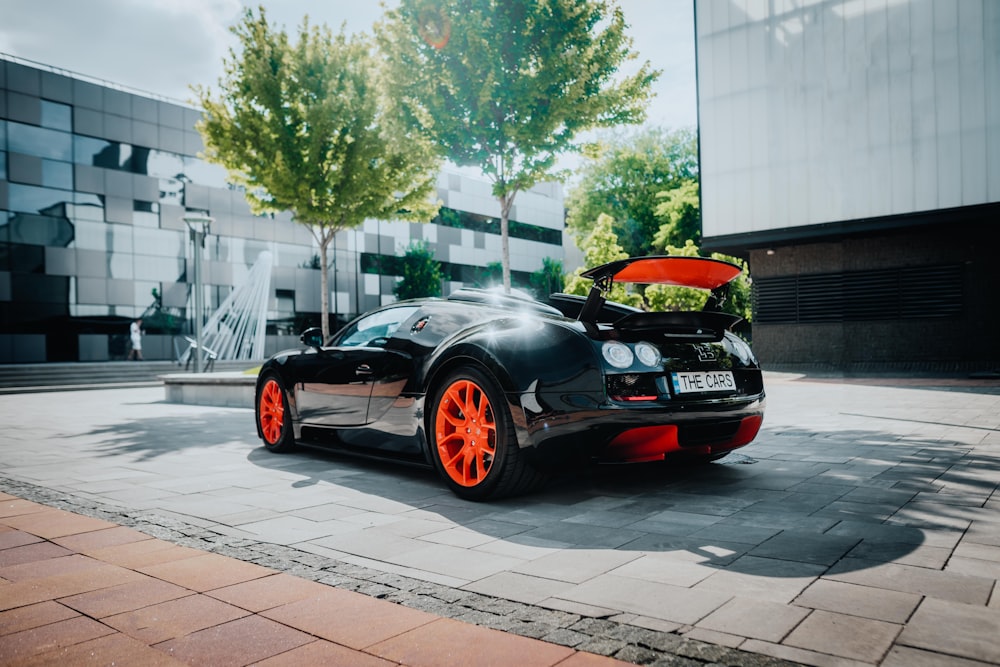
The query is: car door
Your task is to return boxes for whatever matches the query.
[294,306,419,427]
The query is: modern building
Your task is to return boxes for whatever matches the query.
[0,56,565,364]
[696,0,999,371]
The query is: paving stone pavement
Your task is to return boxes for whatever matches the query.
[1,372,999,666]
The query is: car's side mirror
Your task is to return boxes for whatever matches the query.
[300,327,324,349]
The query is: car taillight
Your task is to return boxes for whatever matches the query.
[607,374,659,401]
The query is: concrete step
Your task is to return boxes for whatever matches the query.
[0,361,259,393]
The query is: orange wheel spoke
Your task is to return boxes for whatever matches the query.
[259,379,285,445]
[435,378,497,488]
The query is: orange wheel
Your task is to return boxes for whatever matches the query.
[434,378,497,487]
[429,367,546,501]
[257,374,293,452]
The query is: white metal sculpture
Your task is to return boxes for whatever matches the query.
[188,250,273,363]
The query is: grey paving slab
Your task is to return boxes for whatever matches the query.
[553,573,732,625]
[516,521,649,549]
[387,541,525,582]
[512,548,640,584]
[693,556,826,604]
[882,645,997,667]
[824,558,995,605]
[792,579,921,624]
[783,610,901,663]
[605,553,715,587]
[696,597,810,642]
[2,374,1000,666]
[898,597,1000,663]
[687,520,782,546]
[749,530,861,566]
[954,541,1000,563]
[945,555,1000,580]
[966,520,1000,547]
[461,571,575,605]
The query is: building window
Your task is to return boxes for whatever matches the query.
[434,207,562,245]
[41,159,73,190]
[7,121,72,161]
[40,101,72,132]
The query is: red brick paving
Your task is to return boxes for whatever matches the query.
[0,493,633,666]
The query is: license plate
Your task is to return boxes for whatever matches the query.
[670,371,736,395]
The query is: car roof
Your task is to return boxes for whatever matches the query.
[446,287,565,316]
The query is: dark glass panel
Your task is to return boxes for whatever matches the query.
[13,273,70,304]
[73,135,123,169]
[7,184,73,216]
[40,101,72,132]
[0,243,45,273]
[71,193,106,224]
[7,212,75,247]
[41,159,73,190]
[127,145,150,174]
[6,121,72,161]
[432,206,562,245]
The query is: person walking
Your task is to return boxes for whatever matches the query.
[127,318,144,360]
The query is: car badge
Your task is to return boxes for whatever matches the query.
[411,317,430,333]
[695,343,716,361]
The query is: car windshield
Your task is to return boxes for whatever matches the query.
[336,306,419,347]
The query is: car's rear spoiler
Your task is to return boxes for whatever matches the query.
[577,256,743,325]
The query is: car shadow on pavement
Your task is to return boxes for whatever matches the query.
[240,421,1000,578]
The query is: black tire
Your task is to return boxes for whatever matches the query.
[256,372,295,453]
[429,367,546,501]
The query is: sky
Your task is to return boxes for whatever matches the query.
[0,0,697,132]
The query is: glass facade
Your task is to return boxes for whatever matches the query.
[0,57,565,363]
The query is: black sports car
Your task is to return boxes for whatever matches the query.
[255,256,765,500]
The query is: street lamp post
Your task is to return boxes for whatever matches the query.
[183,213,213,373]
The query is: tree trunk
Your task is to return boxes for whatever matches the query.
[319,238,331,341]
[499,193,514,293]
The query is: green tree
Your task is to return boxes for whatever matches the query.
[393,241,443,300]
[529,257,565,298]
[478,262,504,288]
[566,127,698,257]
[652,179,700,251]
[645,240,752,322]
[563,213,643,308]
[195,8,441,339]
[378,0,658,292]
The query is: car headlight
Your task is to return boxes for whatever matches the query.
[602,341,634,369]
[634,342,661,367]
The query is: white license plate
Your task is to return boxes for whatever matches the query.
[670,371,736,395]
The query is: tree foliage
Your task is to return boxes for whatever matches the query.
[477,262,504,288]
[652,179,701,251]
[645,240,752,322]
[194,7,441,338]
[529,257,565,298]
[566,127,698,257]
[378,0,658,291]
[563,213,643,308]
[393,241,443,300]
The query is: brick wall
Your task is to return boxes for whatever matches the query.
[748,221,1000,370]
